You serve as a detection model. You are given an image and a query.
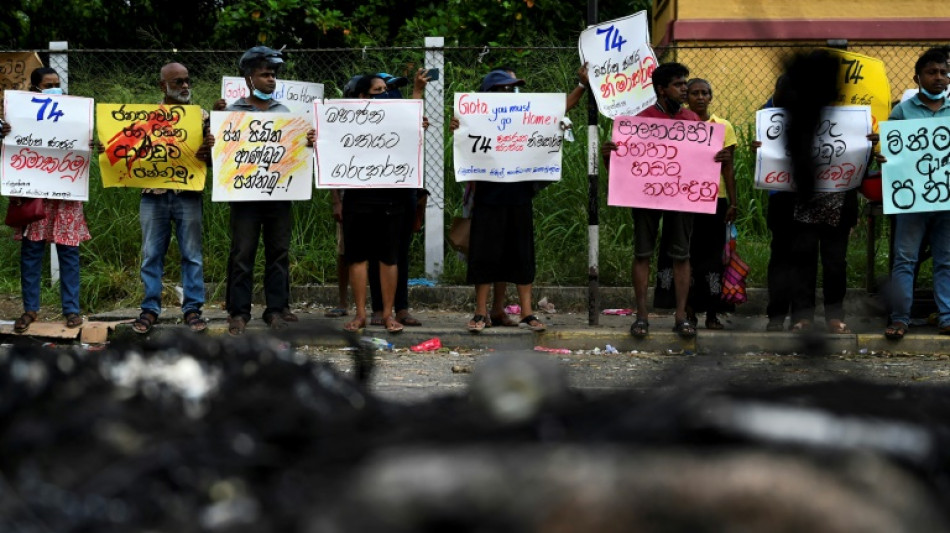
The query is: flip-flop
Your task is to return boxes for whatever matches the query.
[370,314,385,327]
[518,314,546,332]
[884,321,908,340]
[397,313,422,326]
[324,307,348,318]
[826,320,851,334]
[467,314,487,333]
[344,317,366,332]
[384,316,404,334]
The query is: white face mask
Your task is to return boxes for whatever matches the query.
[165,86,191,103]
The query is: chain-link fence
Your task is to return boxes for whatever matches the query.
[0,41,948,302]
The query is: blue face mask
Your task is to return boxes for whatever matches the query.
[920,86,946,100]
[41,87,64,95]
[372,91,399,99]
[252,88,273,101]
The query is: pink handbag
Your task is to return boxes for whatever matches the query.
[721,223,749,305]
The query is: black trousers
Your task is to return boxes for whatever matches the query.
[766,192,796,321]
[789,220,851,323]
[226,201,292,321]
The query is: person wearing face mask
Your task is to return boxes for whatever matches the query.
[341,74,423,334]
[8,67,90,333]
[223,46,297,336]
[131,63,215,335]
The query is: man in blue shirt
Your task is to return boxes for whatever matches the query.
[882,47,950,340]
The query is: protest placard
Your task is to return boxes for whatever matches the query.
[313,99,423,189]
[607,115,725,214]
[881,117,950,215]
[754,106,872,192]
[822,48,890,131]
[579,12,657,119]
[210,111,313,201]
[1,90,93,201]
[453,93,565,183]
[96,104,206,190]
[0,52,43,114]
[221,77,324,116]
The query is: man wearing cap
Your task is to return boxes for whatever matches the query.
[132,62,214,335]
[223,46,297,336]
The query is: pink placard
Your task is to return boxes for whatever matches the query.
[607,116,725,214]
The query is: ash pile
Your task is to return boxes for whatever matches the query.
[1,332,949,533]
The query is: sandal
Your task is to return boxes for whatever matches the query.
[264,312,288,331]
[467,314,487,333]
[884,321,908,340]
[765,319,786,332]
[343,317,366,332]
[672,317,697,339]
[370,313,385,327]
[281,309,299,322]
[791,320,812,332]
[490,313,518,327]
[324,307,348,318]
[630,317,650,338]
[826,319,851,334]
[184,311,207,333]
[132,311,158,334]
[384,316,404,334]
[396,311,422,327]
[705,316,724,330]
[228,315,247,336]
[518,314,546,332]
[65,313,83,329]
[14,311,37,334]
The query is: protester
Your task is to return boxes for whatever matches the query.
[602,62,729,339]
[132,62,214,335]
[341,74,422,333]
[367,68,430,328]
[451,69,547,333]
[7,67,90,333]
[654,78,738,329]
[224,46,298,336]
[882,47,950,340]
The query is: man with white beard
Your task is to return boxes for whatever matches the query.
[131,62,214,335]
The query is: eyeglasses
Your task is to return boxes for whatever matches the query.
[167,77,192,87]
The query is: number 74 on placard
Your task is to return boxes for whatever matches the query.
[31,96,65,122]
[596,25,627,53]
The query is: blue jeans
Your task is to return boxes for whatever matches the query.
[140,192,204,316]
[890,211,950,327]
[21,238,80,315]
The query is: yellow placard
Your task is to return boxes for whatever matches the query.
[822,48,891,132]
[96,103,206,190]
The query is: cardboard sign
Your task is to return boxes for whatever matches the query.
[221,77,324,116]
[1,90,93,201]
[453,93,565,183]
[579,12,658,118]
[822,48,890,132]
[0,52,43,115]
[313,99,423,189]
[754,106,872,192]
[96,104,206,190]
[607,115,725,213]
[210,111,313,201]
[881,117,950,214]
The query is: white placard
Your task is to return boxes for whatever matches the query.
[755,106,872,192]
[1,90,94,201]
[453,93,565,183]
[579,12,658,119]
[210,111,314,201]
[221,77,324,116]
[314,99,424,189]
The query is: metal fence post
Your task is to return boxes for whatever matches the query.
[424,36,445,279]
[48,41,69,286]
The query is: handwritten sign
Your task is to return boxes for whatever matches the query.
[0,52,43,115]
[822,48,890,131]
[754,106,872,192]
[1,90,93,201]
[96,104,206,190]
[579,12,658,119]
[221,77,324,116]
[209,111,313,202]
[607,116,725,213]
[881,117,950,215]
[313,99,423,189]
[453,93,565,183]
